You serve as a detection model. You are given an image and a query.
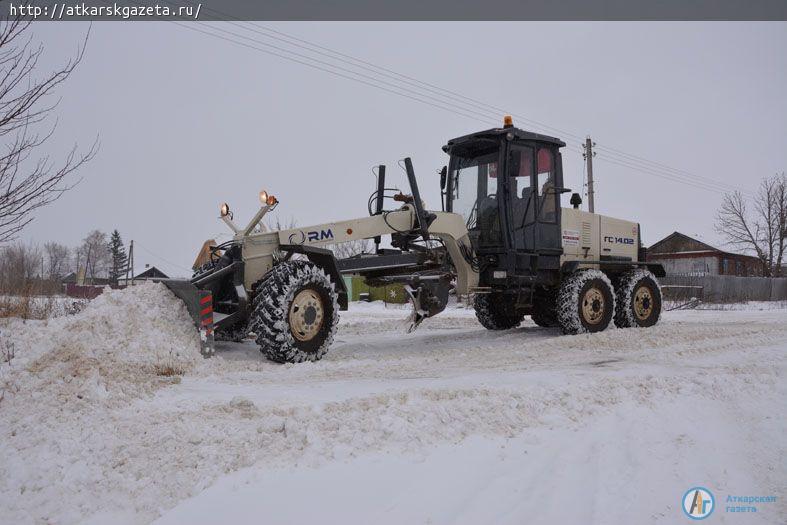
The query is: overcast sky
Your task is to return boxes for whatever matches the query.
[18,22,787,276]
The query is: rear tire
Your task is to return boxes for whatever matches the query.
[250,260,339,363]
[556,270,615,335]
[614,269,662,328]
[531,287,558,327]
[474,293,523,330]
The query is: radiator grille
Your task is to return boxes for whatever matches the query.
[581,221,592,246]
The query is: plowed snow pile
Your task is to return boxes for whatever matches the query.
[1,283,201,402]
[0,283,202,523]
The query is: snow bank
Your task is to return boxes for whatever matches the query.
[0,294,88,320]
[0,283,203,523]
[1,282,201,404]
[0,291,785,524]
[157,393,786,525]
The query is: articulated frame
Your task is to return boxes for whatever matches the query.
[234,203,480,297]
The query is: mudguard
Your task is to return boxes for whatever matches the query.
[279,244,349,310]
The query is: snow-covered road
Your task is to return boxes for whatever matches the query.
[1,285,785,524]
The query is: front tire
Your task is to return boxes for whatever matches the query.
[614,269,662,328]
[474,293,524,330]
[215,323,248,343]
[557,270,615,335]
[250,260,339,363]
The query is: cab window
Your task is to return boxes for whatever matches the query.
[509,145,535,228]
[536,147,557,223]
[449,149,502,248]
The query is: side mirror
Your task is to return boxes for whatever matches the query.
[439,166,447,190]
[570,192,582,209]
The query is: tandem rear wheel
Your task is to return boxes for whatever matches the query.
[557,269,616,335]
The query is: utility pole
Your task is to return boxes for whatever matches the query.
[127,240,135,286]
[84,245,93,286]
[583,136,596,213]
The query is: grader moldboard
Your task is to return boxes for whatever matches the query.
[163,118,665,362]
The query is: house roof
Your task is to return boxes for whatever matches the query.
[648,231,761,262]
[135,266,169,279]
[61,272,112,285]
[649,232,717,254]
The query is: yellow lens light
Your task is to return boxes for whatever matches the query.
[220,202,230,217]
[503,115,513,128]
[266,194,278,206]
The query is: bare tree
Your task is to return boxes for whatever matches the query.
[265,215,298,232]
[0,19,97,243]
[776,173,787,276]
[715,173,787,277]
[43,241,69,281]
[0,241,41,293]
[80,230,109,283]
[326,238,372,259]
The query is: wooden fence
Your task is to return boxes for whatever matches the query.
[660,275,787,302]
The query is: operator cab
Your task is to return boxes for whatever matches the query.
[442,119,568,281]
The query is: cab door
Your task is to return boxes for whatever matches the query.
[506,144,536,252]
[533,147,562,254]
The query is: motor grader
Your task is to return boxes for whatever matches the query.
[164,117,665,362]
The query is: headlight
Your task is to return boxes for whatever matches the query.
[220,202,230,217]
[260,190,278,206]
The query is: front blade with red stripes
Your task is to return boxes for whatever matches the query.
[198,290,215,357]
[158,278,217,359]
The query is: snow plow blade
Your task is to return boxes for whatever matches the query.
[158,279,215,358]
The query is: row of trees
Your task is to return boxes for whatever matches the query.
[70,229,129,283]
[0,229,129,293]
[716,173,786,277]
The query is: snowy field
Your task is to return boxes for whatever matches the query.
[0,294,88,320]
[0,283,785,524]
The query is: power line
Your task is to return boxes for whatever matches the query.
[594,154,736,196]
[167,20,581,150]
[134,241,192,273]
[167,5,750,196]
[171,21,502,127]
[594,143,747,194]
[163,0,580,139]
[135,0,748,197]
